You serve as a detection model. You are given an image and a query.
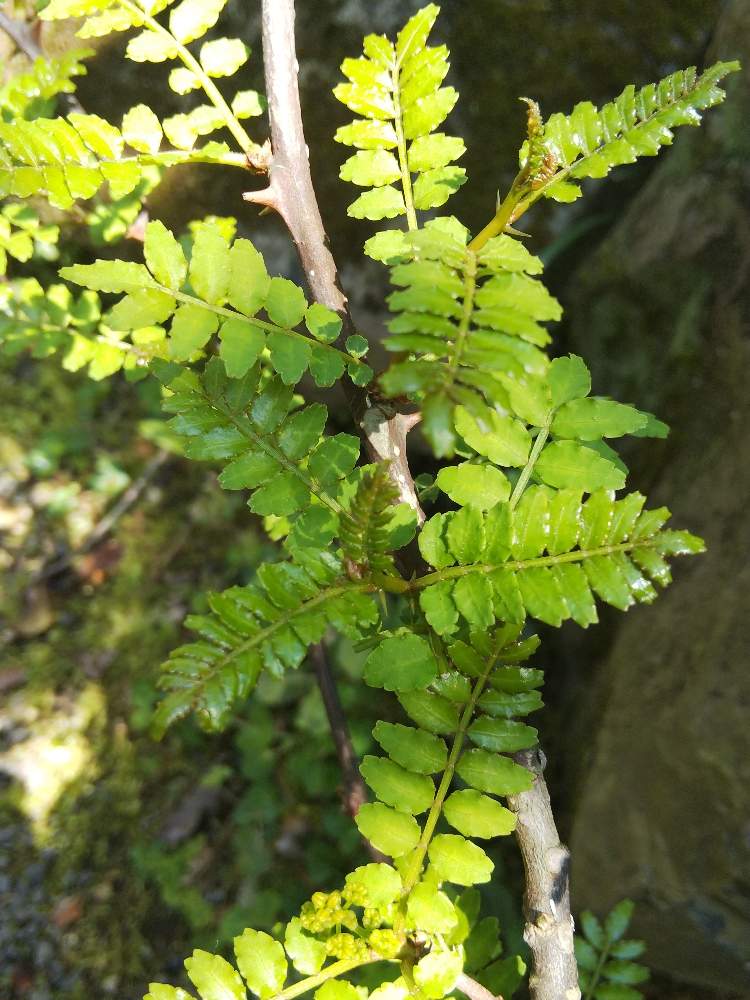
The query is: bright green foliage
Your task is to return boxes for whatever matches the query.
[380,218,560,455]
[0,109,248,208]
[575,900,650,999]
[528,62,740,204]
[0,0,266,216]
[0,202,59,276]
[334,4,466,242]
[60,221,371,385]
[0,276,160,380]
[39,0,264,157]
[0,4,728,1000]
[152,544,378,735]
[0,49,90,120]
[339,464,410,576]
[156,357,362,519]
[417,489,704,634]
[357,625,537,885]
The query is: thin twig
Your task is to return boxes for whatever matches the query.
[309,641,368,820]
[456,973,504,1000]
[0,11,84,114]
[33,449,169,583]
[252,0,424,521]
[507,748,580,1000]
[0,11,41,59]
[309,641,386,863]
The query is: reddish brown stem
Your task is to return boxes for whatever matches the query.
[252,0,423,520]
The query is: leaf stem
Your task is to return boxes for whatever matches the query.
[467,181,522,252]
[149,282,369,373]
[173,583,374,714]
[123,0,257,156]
[400,651,500,894]
[271,956,380,1000]
[509,420,550,509]
[444,249,477,387]
[583,938,610,1000]
[376,535,676,594]
[391,62,418,230]
[206,394,347,517]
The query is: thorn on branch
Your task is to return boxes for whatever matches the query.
[243,184,281,213]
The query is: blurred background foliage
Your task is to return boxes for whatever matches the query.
[1,1,748,999]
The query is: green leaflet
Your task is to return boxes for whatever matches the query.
[334,4,466,239]
[428,834,493,886]
[436,462,510,510]
[184,950,245,1000]
[413,948,464,999]
[355,802,421,857]
[0,202,59,278]
[455,749,533,796]
[153,548,378,736]
[157,358,361,524]
[532,62,740,203]
[339,464,416,576]
[234,929,287,1000]
[576,901,649,999]
[0,48,90,120]
[443,790,516,839]
[364,633,438,692]
[535,440,626,491]
[144,985,193,1000]
[380,219,557,456]
[284,918,327,976]
[373,722,447,774]
[0,276,160,381]
[415,491,704,634]
[360,756,435,814]
[59,220,370,386]
[397,690,460,735]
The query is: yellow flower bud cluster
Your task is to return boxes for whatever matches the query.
[367,928,402,959]
[325,933,370,961]
[300,891,358,934]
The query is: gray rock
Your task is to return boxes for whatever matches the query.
[564,0,750,990]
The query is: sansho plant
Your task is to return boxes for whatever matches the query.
[0,2,738,998]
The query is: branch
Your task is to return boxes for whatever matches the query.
[0,10,41,59]
[33,449,169,583]
[252,0,423,521]
[255,12,578,999]
[0,11,84,114]
[507,748,580,1000]
[456,973,503,1000]
[308,641,386,863]
[308,641,367,819]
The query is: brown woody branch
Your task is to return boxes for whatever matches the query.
[508,749,580,1000]
[250,0,423,520]
[0,11,84,114]
[0,10,41,59]
[456,973,504,1000]
[309,641,368,819]
[254,6,577,997]
[309,641,386,864]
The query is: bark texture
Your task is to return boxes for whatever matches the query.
[563,1,750,991]
[509,750,580,1000]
